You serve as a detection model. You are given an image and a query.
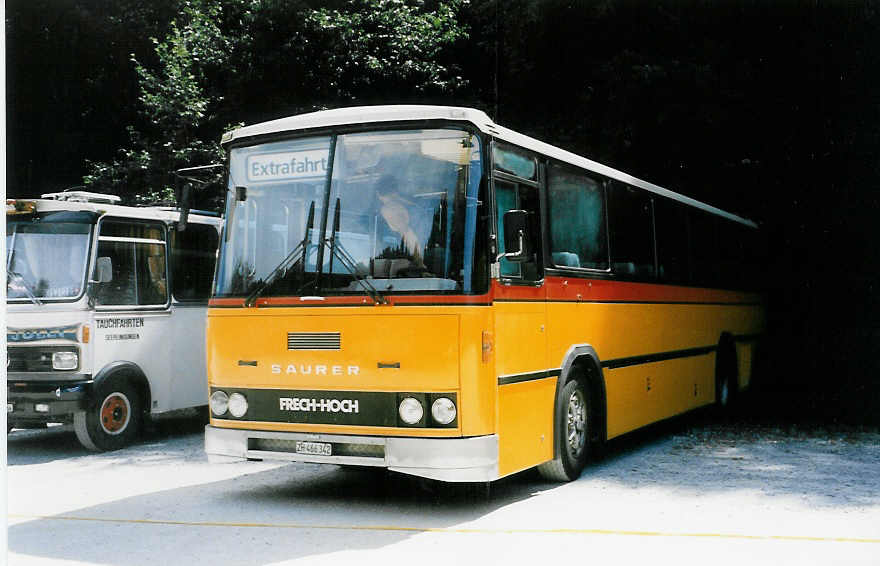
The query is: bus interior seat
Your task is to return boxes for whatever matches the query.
[613,261,637,275]
[423,246,445,275]
[372,258,390,278]
[389,259,411,277]
[552,252,580,268]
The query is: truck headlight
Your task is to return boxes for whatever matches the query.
[52,351,78,371]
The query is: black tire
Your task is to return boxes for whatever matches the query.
[538,379,590,482]
[74,376,143,451]
[715,338,738,412]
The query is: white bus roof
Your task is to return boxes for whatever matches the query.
[223,105,756,228]
[7,195,222,226]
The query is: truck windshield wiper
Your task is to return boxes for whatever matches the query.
[7,268,43,306]
[317,198,386,305]
[243,201,315,307]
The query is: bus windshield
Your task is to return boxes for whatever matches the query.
[6,213,94,302]
[216,128,485,298]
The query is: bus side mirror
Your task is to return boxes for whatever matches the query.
[178,183,193,232]
[92,257,113,284]
[499,209,532,263]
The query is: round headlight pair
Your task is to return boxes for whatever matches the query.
[210,390,248,418]
[398,396,456,425]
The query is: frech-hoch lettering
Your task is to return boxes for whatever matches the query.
[279,397,360,414]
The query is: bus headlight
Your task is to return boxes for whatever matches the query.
[52,351,78,371]
[210,390,229,416]
[431,397,457,425]
[228,392,248,418]
[398,397,423,425]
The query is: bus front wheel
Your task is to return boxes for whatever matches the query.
[74,377,143,451]
[538,379,590,482]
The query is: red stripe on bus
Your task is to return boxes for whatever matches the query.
[209,293,492,308]
[494,277,761,304]
[209,279,759,307]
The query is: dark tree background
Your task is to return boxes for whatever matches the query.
[7,0,880,423]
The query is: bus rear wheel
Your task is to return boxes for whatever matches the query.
[715,337,738,413]
[538,379,590,482]
[74,377,143,451]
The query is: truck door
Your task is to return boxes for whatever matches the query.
[92,218,172,411]
[167,222,220,410]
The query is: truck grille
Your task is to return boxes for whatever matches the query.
[7,346,76,372]
[287,332,341,351]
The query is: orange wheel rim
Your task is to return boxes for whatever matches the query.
[100,393,130,435]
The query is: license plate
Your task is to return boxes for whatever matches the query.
[295,441,332,456]
[7,404,12,413]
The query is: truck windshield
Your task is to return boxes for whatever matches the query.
[6,214,93,301]
[216,128,485,298]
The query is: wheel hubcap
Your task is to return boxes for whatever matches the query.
[100,392,131,435]
[566,388,587,459]
[720,379,729,406]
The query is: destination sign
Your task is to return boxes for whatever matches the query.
[246,149,330,182]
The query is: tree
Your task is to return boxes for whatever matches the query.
[82,0,471,205]
[302,0,470,105]
[83,0,237,204]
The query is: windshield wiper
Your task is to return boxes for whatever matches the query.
[7,268,43,306]
[243,201,315,307]
[317,198,386,305]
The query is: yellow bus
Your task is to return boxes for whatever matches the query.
[204,106,764,482]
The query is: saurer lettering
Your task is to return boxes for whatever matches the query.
[271,364,359,376]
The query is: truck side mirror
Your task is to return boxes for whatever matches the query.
[499,209,532,263]
[93,257,113,284]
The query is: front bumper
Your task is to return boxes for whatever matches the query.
[7,380,91,423]
[205,425,499,482]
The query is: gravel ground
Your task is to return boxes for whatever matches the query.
[6,411,880,566]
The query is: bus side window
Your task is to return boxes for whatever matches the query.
[495,182,521,277]
[547,162,608,270]
[608,181,656,279]
[171,223,220,302]
[654,198,690,284]
[496,180,543,281]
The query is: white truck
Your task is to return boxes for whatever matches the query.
[6,191,222,450]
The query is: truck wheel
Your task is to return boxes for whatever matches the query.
[74,377,143,451]
[538,379,590,482]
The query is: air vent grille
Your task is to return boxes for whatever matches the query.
[288,332,340,351]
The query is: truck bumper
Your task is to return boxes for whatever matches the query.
[205,425,499,482]
[7,381,91,424]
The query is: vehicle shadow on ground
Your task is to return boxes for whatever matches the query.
[7,412,209,466]
[8,463,552,566]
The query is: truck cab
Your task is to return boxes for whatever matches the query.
[6,191,221,450]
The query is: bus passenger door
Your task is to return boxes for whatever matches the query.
[493,178,552,477]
